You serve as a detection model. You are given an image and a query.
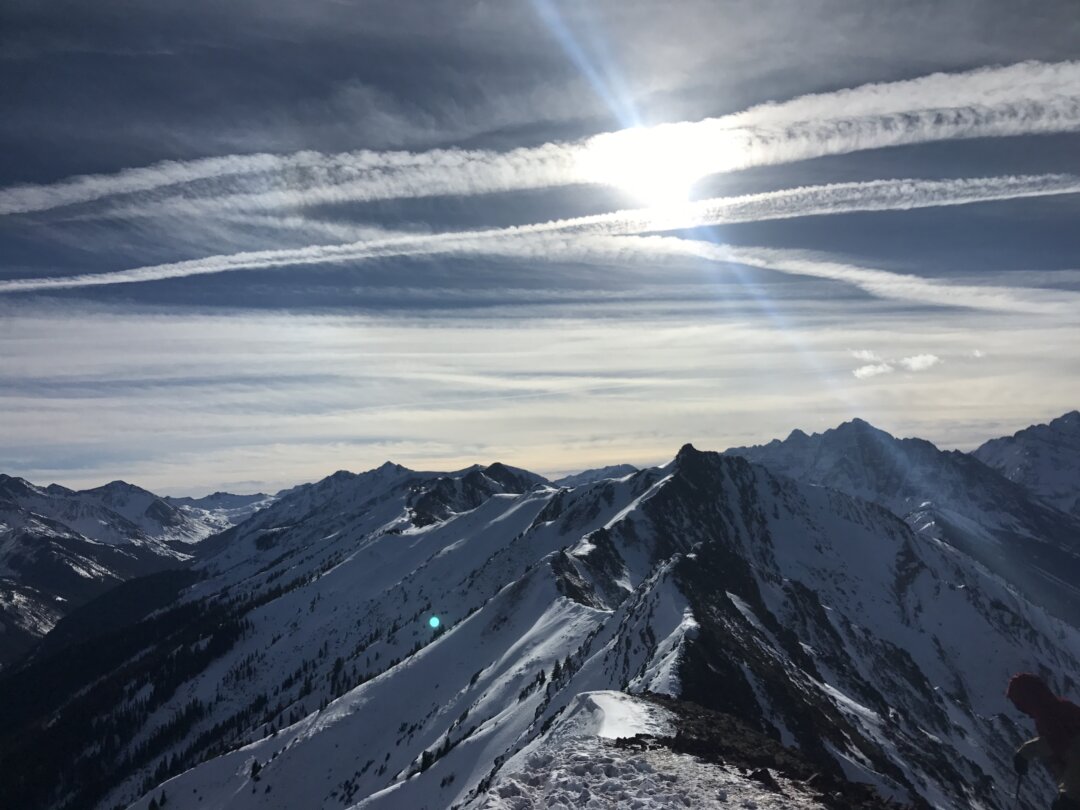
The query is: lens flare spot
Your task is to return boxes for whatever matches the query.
[428,615,441,629]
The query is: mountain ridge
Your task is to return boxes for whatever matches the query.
[724,413,1080,626]
[1,434,1076,809]
[1,415,1077,809]
[974,410,1080,516]
[0,474,277,668]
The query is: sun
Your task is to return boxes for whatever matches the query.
[575,123,718,207]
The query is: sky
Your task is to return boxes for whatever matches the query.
[1,0,1079,495]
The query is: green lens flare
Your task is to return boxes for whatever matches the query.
[428,616,440,629]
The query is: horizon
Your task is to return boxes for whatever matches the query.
[2,1,1079,496]
[7,407,1073,497]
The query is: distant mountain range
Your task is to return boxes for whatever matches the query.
[0,476,272,667]
[553,463,638,488]
[164,491,275,526]
[725,415,1080,626]
[973,410,1080,516]
[0,412,1076,810]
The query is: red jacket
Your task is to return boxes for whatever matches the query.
[1007,673,1080,758]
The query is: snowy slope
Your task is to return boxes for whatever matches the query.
[0,474,257,667]
[974,410,1080,517]
[725,418,1080,626]
[0,505,86,665]
[0,499,191,668]
[5,445,1076,810]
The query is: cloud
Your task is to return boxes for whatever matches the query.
[847,351,943,378]
[4,60,1080,217]
[853,363,895,379]
[900,354,942,371]
[4,173,1080,318]
[628,239,1080,315]
[4,295,1077,492]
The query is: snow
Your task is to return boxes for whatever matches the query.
[726,592,767,634]
[129,447,1077,807]
[816,681,880,725]
[603,475,671,531]
[0,586,63,636]
[0,473,227,553]
[21,438,1071,810]
[555,691,673,740]
[974,410,1080,515]
[554,465,639,488]
[628,601,697,697]
[470,692,824,810]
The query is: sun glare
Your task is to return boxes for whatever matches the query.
[576,123,722,207]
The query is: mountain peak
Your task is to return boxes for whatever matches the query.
[974,409,1080,515]
[834,417,887,435]
[1051,409,1080,428]
[822,418,905,448]
[674,442,724,479]
[676,442,701,460]
[0,474,47,499]
[85,479,155,498]
[319,470,359,487]
[479,461,549,489]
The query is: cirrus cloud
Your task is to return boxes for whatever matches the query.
[3,60,1080,219]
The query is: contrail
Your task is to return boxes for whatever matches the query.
[623,238,1076,316]
[2,173,1079,315]
[3,60,1080,217]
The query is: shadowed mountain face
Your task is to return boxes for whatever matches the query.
[0,443,1076,810]
[0,505,171,668]
[0,475,272,668]
[725,418,1080,626]
[974,410,1080,517]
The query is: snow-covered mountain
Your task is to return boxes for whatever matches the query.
[0,502,170,668]
[165,491,275,529]
[0,475,228,549]
[973,410,1080,517]
[725,418,1080,626]
[0,475,258,667]
[1,445,1076,810]
[553,464,638,488]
